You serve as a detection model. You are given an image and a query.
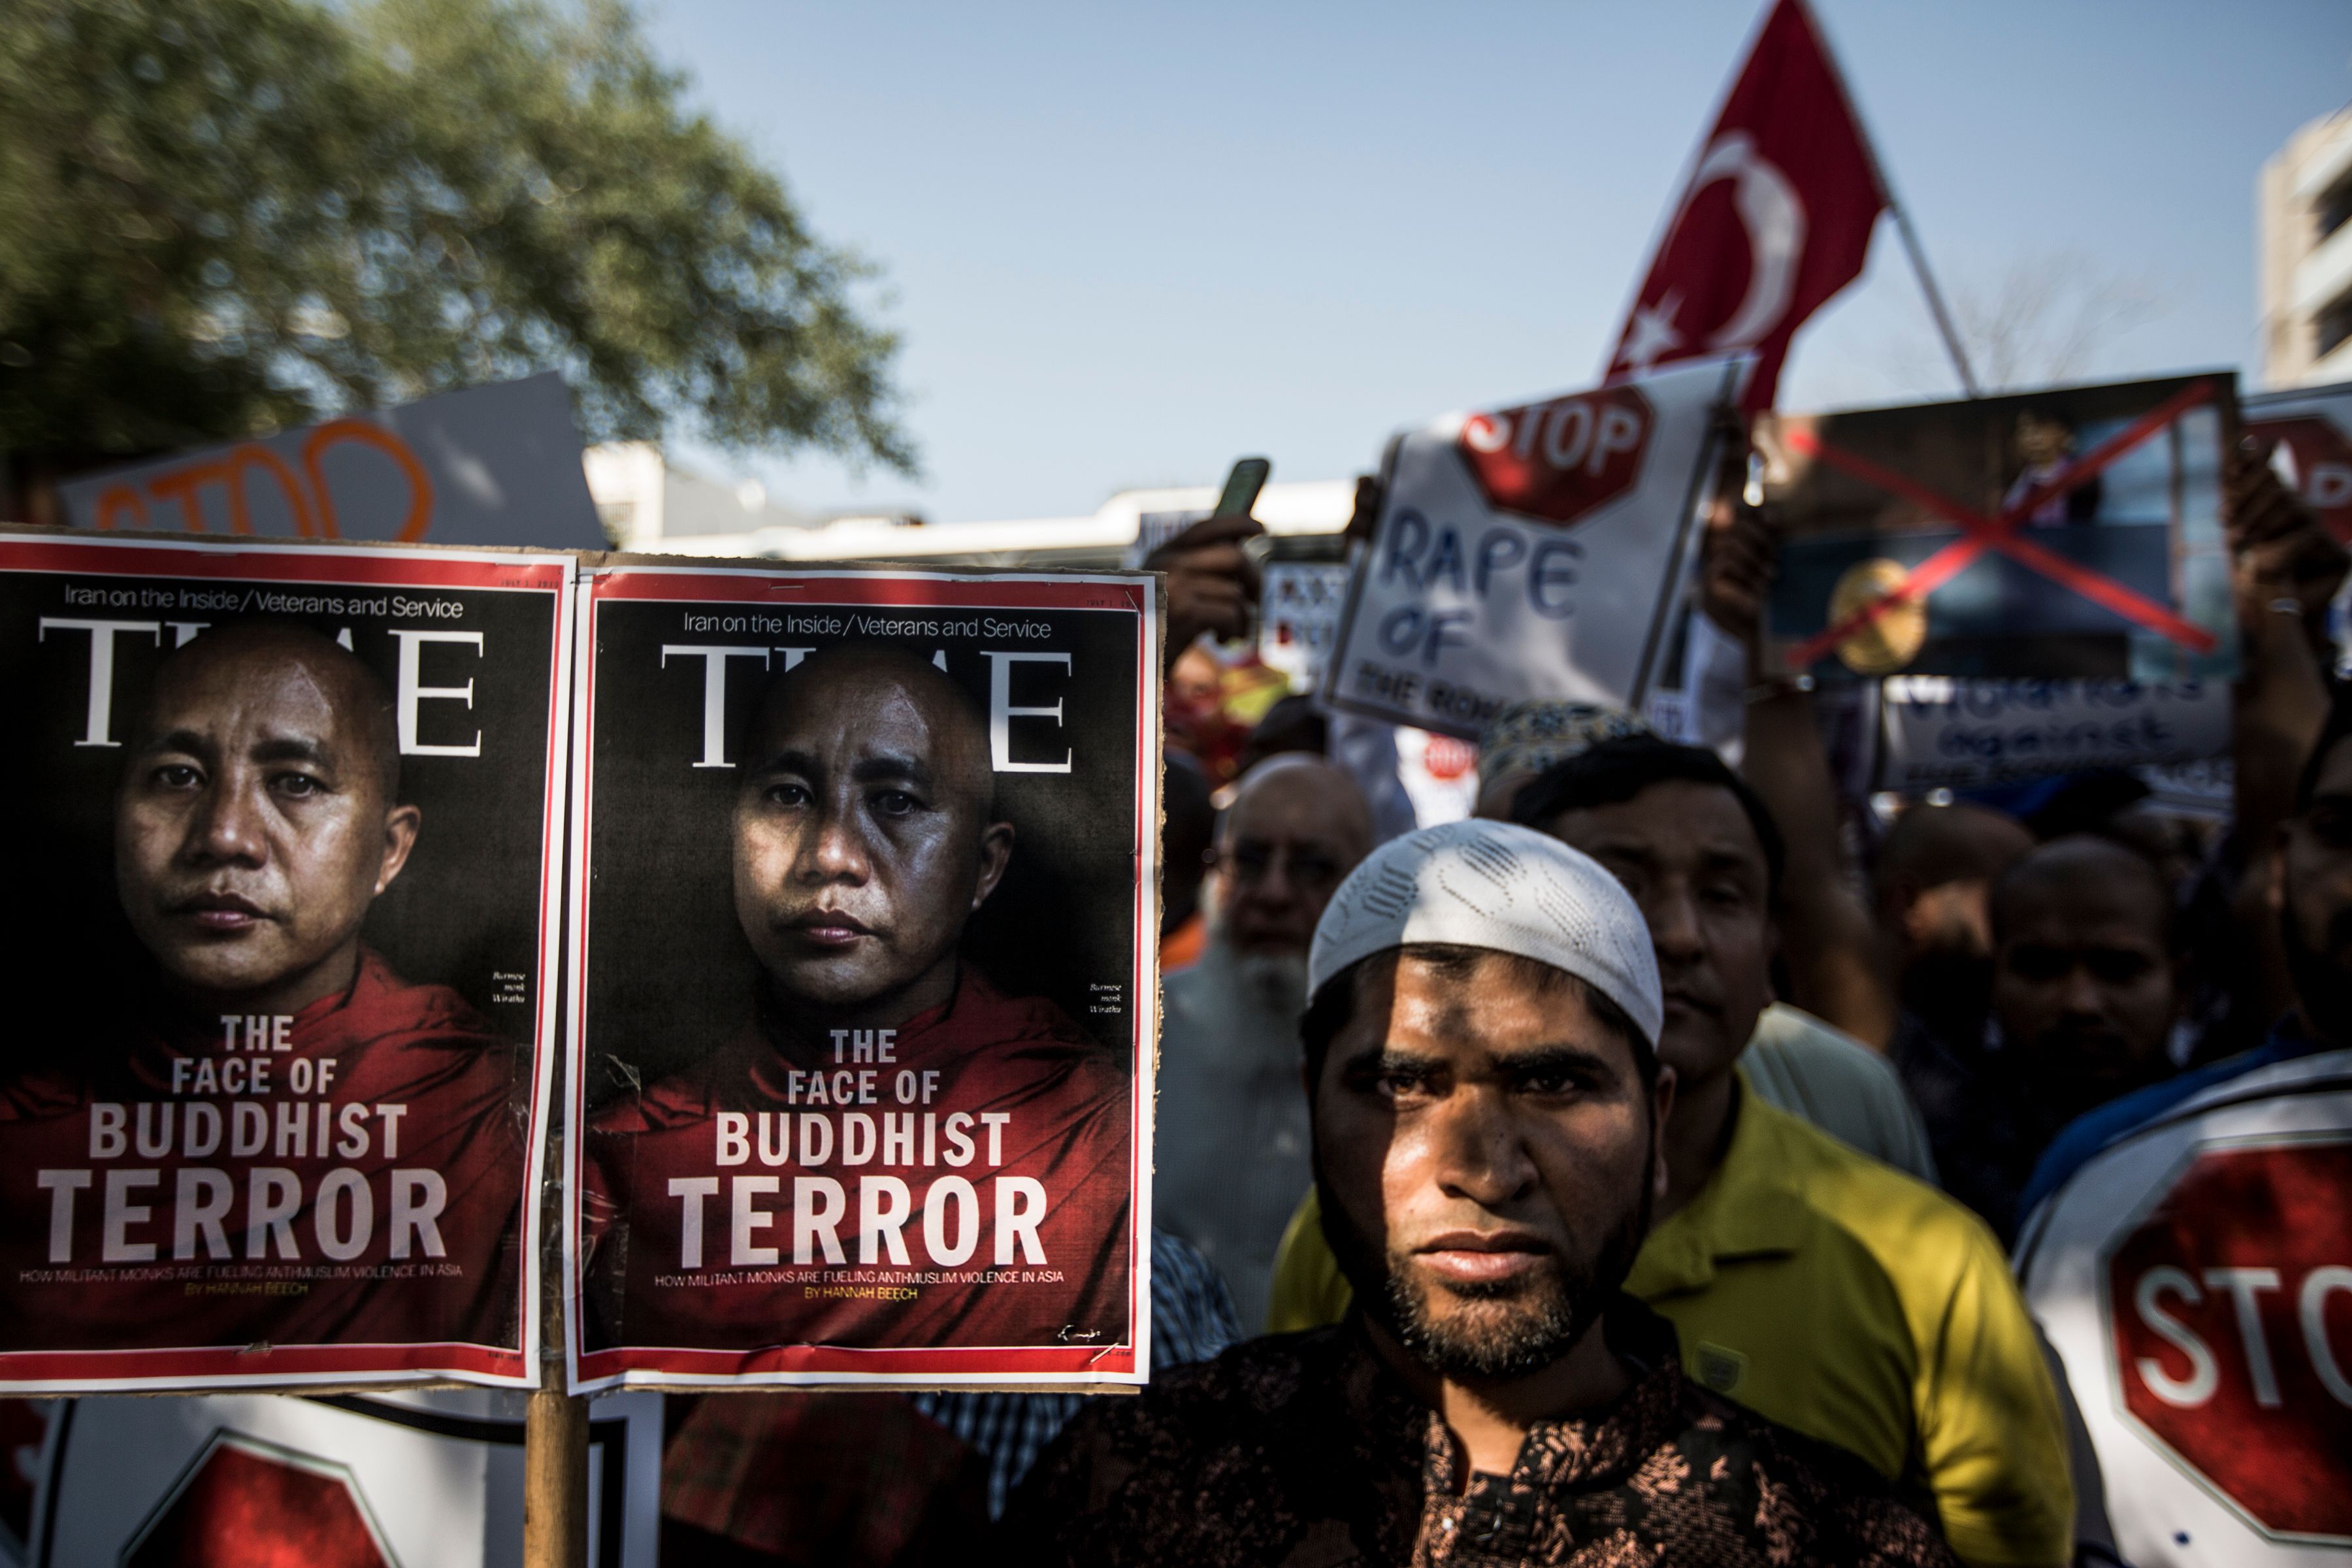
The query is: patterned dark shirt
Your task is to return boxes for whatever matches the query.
[915,1228,1243,1515]
[999,1298,1959,1567]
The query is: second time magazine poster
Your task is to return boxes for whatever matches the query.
[566,563,1160,1390]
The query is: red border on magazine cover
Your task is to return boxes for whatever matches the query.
[0,532,569,1392]
[564,564,1157,1391]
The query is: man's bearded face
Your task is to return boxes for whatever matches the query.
[734,653,1009,1023]
[1311,949,1663,1382]
[114,629,413,1015]
[1235,950,1309,1019]
[1991,841,2177,1120]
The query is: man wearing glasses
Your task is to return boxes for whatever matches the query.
[1154,753,1373,1327]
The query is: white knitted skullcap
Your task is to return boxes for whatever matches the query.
[1307,819,1662,1049]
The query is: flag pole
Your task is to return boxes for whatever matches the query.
[1796,0,1982,399]
[1884,193,1980,400]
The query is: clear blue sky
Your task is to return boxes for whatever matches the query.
[641,0,2352,525]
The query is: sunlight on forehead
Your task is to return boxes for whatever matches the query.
[1388,951,1600,1055]
[153,650,341,753]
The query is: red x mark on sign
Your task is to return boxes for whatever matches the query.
[1786,380,2221,670]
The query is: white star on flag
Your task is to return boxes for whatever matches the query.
[1618,293,1684,372]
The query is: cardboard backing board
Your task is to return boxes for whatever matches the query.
[57,375,606,551]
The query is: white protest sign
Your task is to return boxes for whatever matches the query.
[1124,508,1211,568]
[2245,381,2352,672]
[1258,561,1352,686]
[2138,753,2234,819]
[1322,357,1738,739]
[1395,727,1480,827]
[57,374,605,549]
[2244,380,2352,545]
[2015,1051,2352,1567]
[34,1388,661,1567]
[1874,676,2230,792]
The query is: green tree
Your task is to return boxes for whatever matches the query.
[0,0,913,499]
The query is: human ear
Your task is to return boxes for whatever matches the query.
[375,804,422,895]
[971,820,1015,910]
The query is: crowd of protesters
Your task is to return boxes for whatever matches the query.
[656,431,2352,1567]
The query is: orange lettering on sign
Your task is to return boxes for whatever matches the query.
[302,420,434,542]
[93,486,150,532]
[143,461,234,534]
[226,445,317,538]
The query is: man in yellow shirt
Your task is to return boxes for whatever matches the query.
[1267,735,2072,1568]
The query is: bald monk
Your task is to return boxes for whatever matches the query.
[581,645,1132,1363]
[0,623,527,1362]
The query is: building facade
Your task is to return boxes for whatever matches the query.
[581,442,1351,569]
[2260,105,2352,388]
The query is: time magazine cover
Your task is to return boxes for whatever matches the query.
[0,530,570,1390]
[566,562,1160,1390]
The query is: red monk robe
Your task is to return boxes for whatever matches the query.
[0,949,527,1357]
[581,968,1132,1358]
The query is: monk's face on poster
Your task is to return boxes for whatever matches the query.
[114,627,419,1016]
[733,652,1013,1022]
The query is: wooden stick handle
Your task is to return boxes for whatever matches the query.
[523,1103,588,1568]
[523,1369,590,1568]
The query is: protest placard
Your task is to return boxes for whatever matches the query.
[1322,357,1742,740]
[1873,676,2231,792]
[1257,561,1352,687]
[1759,374,2237,683]
[0,530,569,1391]
[2244,378,2352,544]
[2014,1054,2352,1568]
[565,562,1160,1390]
[55,375,606,551]
[33,1388,659,1566]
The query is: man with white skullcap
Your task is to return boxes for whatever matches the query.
[1268,736,2076,1568]
[1002,821,1955,1567]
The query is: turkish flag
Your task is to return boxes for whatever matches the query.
[1605,0,1884,411]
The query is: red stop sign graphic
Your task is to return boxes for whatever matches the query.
[1459,385,1654,529]
[2246,416,2352,544]
[2108,1139,2352,1541]
[129,1436,390,1567]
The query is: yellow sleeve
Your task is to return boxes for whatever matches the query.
[1263,1186,1355,1335]
[1916,1222,2074,1567]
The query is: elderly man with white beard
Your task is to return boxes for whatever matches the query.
[1156,753,1373,1327]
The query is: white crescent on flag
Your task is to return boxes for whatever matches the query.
[1619,133,1807,374]
[1696,132,1806,351]
[1603,0,1886,410]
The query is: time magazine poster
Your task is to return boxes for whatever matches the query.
[0,530,570,1390]
[566,563,1161,1391]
